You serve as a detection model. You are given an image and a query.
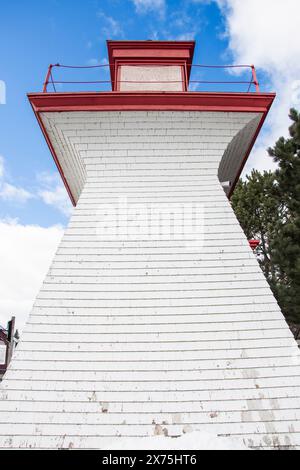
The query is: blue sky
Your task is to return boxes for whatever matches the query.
[0,0,299,329]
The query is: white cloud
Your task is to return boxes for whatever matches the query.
[97,11,123,37]
[0,159,72,214]
[132,0,166,16]
[217,0,299,74]
[39,186,72,217]
[86,57,109,70]
[0,80,6,105]
[37,172,73,217]
[212,0,300,174]
[192,0,213,2]
[0,182,34,203]
[0,155,34,203]
[0,156,4,179]
[86,58,99,66]
[174,32,196,41]
[0,219,63,331]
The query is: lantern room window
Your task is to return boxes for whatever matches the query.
[118,64,185,91]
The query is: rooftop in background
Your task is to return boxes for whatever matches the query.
[42,40,260,94]
[0,317,18,381]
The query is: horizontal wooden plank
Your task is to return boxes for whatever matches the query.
[22,320,287,336]
[80,140,227,149]
[39,280,268,293]
[68,217,239,227]
[44,272,263,284]
[67,216,239,227]
[0,433,298,449]
[84,175,221,183]
[76,194,227,203]
[85,170,218,178]
[57,239,247,249]
[0,408,300,426]
[0,433,298,450]
[54,246,253,256]
[8,356,300,372]
[36,287,272,300]
[49,255,255,265]
[0,421,299,437]
[30,303,281,316]
[60,232,248,241]
[82,156,221,165]
[20,327,293,343]
[49,260,257,270]
[76,134,232,143]
[4,365,299,383]
[11,346,297,363]
[18,334,293,352]
[3,375,300,393]
[83,160,221,168]
[83,181,222,189]
[33,294,278,308]
[66,219,243,230]
[20,325,289,341]
[26,314,285,327]
[47,266,263,277]
[1,395,299,414]
[1,386,300,405]
[46,110,256,119]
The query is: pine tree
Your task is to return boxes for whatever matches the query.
[231,170,280,294]
[267,108,300,323]
[231,109,300,324]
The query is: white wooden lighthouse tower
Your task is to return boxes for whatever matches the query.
[0,41,300,449]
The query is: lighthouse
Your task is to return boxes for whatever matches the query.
[0,40,300,449]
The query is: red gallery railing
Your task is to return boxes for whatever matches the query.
[42,63,260,94]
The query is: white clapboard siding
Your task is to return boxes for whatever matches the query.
[1,409,300,425]
[1,395,300,414]
[0,434,298,450]
[1,386,300,403]
[5,356,300,372]
[1,110,300,450]
[25,314,286,326]
[2,363,299,380]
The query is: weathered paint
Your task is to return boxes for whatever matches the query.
[0,111,299,450]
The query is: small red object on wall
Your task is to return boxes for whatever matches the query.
[249,239,260,250]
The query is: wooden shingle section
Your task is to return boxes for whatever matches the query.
[0,111,300,449]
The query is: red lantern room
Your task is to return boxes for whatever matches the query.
[107,40,195,91]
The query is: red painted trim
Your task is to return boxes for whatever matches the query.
[183,62,188,92]
[28,99,76,206]
[27,91,275,205]
[43,64,53,93]
[251,65,260,93]
[181,65,187,92]
[29,91,275,113]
